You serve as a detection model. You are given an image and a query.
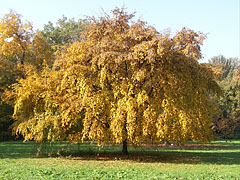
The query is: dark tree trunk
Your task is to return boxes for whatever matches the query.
[122,140,128,155]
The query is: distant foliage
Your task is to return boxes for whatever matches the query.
[40,16,88,55]
[209,55,240,138]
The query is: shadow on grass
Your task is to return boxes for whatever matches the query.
[0,141,240,165]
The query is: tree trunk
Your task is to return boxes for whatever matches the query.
[122,140,128,155]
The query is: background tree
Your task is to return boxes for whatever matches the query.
[40,16,88,54]
[5,8,221,154]
[0,11,53,140]
[209,55,240,139]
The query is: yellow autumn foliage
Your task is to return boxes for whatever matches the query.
[0,11,53,69]
[0,11,54,141]
[5,8,221,146]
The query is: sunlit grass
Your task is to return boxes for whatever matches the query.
[0,140,240,179]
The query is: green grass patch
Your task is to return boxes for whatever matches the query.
[0,140,240,179]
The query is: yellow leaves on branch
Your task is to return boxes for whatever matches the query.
[6,8,221,145]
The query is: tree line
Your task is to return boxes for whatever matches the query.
[0,8,239,154]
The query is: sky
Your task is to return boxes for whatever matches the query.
[0,0,239,62]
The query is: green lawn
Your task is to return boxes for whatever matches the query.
[0,140,240,179]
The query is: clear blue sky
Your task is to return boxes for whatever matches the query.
[0,0,239,62]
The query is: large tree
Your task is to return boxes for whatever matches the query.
[5,8,221,154]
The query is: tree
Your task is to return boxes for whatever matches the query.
[5,8,221,154]
[40,15,88,54]
[209,55,240,138]
[0,11,53,140]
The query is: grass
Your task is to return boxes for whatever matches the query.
[0,140,240,179]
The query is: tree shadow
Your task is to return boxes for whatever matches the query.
[68,149,240,165]
[0,141,240,165]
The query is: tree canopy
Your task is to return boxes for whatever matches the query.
[210,56,240,117]
[209,55,240,138]
[0,10,53,140]
[4,8,221,153]
[40,15,88,54]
